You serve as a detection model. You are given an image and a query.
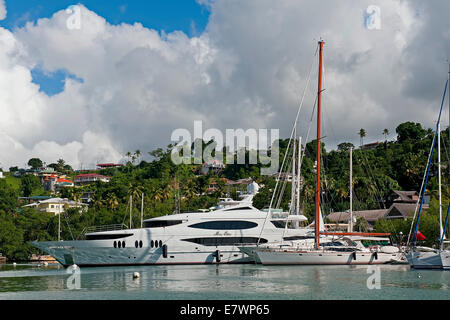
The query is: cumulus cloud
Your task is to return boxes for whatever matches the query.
[0,0,6,21]
[0,1,449,171]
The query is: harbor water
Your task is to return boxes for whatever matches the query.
[0,263,448,300]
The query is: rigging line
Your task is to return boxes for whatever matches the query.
[359,150,386,209]
[257,43,319,244]
[409,80,448,247]
[62,209,75,241]
[276,145,296,209]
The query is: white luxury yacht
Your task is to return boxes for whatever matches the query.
[30,182,314,267]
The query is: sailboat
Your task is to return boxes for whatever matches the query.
[239,40,404,265]
[405,66,450,270]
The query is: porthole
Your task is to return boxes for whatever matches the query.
[159,240,162,247]
[139,240,143,248]
[155,240,159,248]
[151,240,154,248]
[122,241,126,248]
[118,241,122,248]
[135,241,138,248]
[113,241,117,248]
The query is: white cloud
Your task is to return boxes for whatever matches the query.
[0,0,6,21]
[0,1,449,171]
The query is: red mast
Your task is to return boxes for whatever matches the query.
[315,40,324,249]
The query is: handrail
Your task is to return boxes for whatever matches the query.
[85,224,127,234]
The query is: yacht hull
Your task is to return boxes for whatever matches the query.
[252,250,402,265]
[31,240,253,267]
[405,251,442,269]
[440,251,450,270]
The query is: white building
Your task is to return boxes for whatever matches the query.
[23,198,88,215]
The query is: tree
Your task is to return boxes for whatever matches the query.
[382,129,389,140]
[396,122,427,143]
[20,175,42,197]
[359,128,366,146]
[28,158,43,170]
[337,142,354,152]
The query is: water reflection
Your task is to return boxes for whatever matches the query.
[0,264,448,300]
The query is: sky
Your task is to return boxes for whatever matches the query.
[0,0,449,170]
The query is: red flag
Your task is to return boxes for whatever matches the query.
[414,231,426,241]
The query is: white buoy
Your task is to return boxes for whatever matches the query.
[71,264,78,271]
[133,272,140,279]
[43,262,49,267]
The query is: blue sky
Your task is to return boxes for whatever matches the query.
[0,0,210,96]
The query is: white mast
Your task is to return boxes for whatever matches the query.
[291,127,297,214]
[349,146,353,233]
[438,118,443,240]
[129,195,132,229]
[296,136,302,215]
[141,193,144,228]
[58,199,61,241]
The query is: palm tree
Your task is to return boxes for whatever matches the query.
[128,183,144,202]
[359,128,366,147]
[106,193,119,211]
[354,217,370,232]
[135,150,141,164]
[383,128,389,141]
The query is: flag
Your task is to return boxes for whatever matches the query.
[414,231,426,241]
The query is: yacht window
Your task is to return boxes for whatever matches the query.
[135,241,138,248]
[159,240,163,247]
[113,241,117,248]
[139,241,143,248]
[270,220,286,229]
[283,236,313,241]
[118,241,122,248]
[155,240,159,248]
[85,233,133,240]
[122,241,126,248]
[188,220,258,230]
[223,207,253,211]
[144,220,184,228]
[181,237,268,246]
[151,240,154,248]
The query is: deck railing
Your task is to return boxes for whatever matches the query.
[84,224,128,234]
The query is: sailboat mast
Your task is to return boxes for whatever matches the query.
[296,136,302,215]
[292,127,297,214]
[141,193,144,229]
[349,146,353,232]
[439,119,443,240]
[315,40,324,249]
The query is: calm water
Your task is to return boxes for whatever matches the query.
[0,263,448,300]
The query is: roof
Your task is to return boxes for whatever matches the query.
[96,163,123,167]
[75,173,111,179]
[390,191,419,203]
[384,203,427,219]
[327,209,388,223]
